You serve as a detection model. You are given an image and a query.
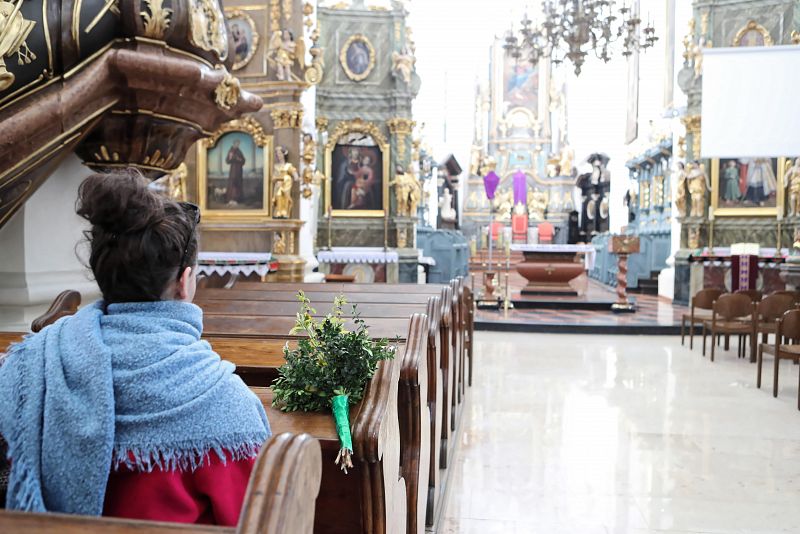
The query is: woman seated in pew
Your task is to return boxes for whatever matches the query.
[0,170,271,524]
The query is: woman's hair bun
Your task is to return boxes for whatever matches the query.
[76,169,165,235]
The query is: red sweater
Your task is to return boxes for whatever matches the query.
[103,450,255,526]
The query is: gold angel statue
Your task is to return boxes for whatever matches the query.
[493,189,513,221]
[268,29,304,81]
[391,47,415,84]
[272,146,298,218]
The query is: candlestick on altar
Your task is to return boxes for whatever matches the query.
[609,235,640,313]
[383,210,389,251]
[326,206,333,250]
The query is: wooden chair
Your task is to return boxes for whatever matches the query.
[757,309,800,409]
[735,289,763,302]
[702,293,754,362]
[681,288,724,349]
[0,432,322,533]
[750,293,795,362]
[769,290,800,305]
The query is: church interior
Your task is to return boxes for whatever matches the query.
[1,0,800,532]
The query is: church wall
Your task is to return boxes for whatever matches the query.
[0,156,99,330]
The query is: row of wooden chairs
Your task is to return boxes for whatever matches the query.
[682,288,800,410]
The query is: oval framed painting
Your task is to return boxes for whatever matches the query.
[225,9,260,71]
[339,34,375,82]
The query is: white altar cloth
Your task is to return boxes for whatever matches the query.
[196,252,274,278]
[317,247,400,264]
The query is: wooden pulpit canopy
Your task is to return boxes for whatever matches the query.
[0,0,261,230]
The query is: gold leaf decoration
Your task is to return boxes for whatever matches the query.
[140,0,172,39]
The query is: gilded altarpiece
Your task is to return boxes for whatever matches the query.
[463,38,568,246]
[673,0,799,304]
[314,1,420,283]
[183,0,316,282]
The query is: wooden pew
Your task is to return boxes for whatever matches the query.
[0,432,323,533]
[252,319,411,534]
[200,302,429,534]
[195,283,460,527]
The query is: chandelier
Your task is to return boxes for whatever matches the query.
[503,1,658,76]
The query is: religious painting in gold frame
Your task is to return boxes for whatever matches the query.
[324,119,389,218]
[197,117,273,222]
[711,157,785,217]
[225,9,260,71]
[339,34,376,82]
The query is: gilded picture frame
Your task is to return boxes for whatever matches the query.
[225,9,260,71]
[197,117,273,222]
[339,34,376,82]
[711,157,786,217]
[324,118,390,218]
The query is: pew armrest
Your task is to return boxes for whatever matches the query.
[237,433,322,534]
[31,291,82,333]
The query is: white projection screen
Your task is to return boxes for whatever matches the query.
[701,46,800,158]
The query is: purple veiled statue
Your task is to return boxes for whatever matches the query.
[512,170,526,205]
[483,170,499,200]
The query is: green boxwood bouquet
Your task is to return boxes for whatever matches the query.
[271,291,396,473]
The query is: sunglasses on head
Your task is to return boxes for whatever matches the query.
[177,202,200,279]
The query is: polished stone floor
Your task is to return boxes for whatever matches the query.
[441,332,800,534]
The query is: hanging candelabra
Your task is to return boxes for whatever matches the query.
[503,0,658,76]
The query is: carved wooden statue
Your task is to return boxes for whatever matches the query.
[390,167,421,217]
[785,158,800,217]
[674,162,688,217]
[687,161,709,218]
[273,146,298,219]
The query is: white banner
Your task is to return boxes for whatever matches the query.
[701,46,800,158]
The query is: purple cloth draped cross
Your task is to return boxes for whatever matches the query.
[513,170,526,205]
[483,171,499,200]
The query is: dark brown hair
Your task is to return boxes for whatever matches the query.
[76,169,198,304]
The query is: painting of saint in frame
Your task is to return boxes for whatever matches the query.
[711,157,785,216]
[330,144,383,212]
[324,121,390,217]
[198,118,272,220]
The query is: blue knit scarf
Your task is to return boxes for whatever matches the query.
[0,300,270,515]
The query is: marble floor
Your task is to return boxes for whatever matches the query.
[440,332,800,534]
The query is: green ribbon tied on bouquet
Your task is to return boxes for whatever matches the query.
[332,394,354,472]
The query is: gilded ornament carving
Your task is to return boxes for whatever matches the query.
[282,0,292,21]
[86,0,121,34]
[140,0,172,39]
[94,145,120,162]
[270,108,303,129]
[188,0,228,61]
[300,132,320,198]
[396,227,407,248]
[214,73,241,111]
[269,0,280,32]
[150,162,188,201]
[387,117,414,160]
[339,34,375,82]
[273,232,286,254]
[733,20,774,47]
[681,115,701,159]
[0,0,37,91]
[142,149,174,168]
[315,116,329,132]
[304,25,324,85]
[204,116,269,147]
[792,31,800,45]
[324,118,388,152]
[687,226,701,249]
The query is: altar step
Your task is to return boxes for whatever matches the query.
[631,271,660,295]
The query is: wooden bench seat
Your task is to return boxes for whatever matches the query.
[0,432,322,533]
